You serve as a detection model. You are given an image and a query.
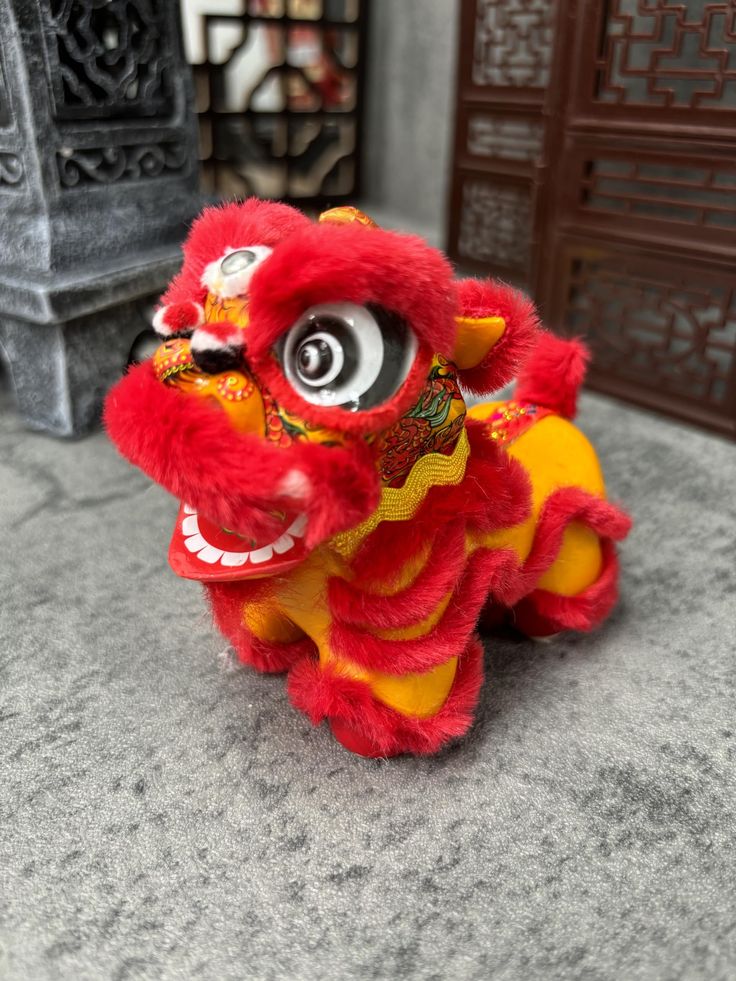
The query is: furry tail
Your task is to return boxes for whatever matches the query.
[514,332,590,420]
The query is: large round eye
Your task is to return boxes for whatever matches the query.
[280,302,417,410]
[201,245,272,298]
[220,249,258,275]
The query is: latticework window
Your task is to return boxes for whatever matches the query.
[180,0,364,202]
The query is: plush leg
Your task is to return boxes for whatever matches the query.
[206,582,314,674]
[512,540,621,637]
[287,636,485,758]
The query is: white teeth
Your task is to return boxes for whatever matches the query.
[272,533,294,554]
[220,551,250,567]
[184,533,207,554]
[180,509,307,568]
[288,514,308,538]
[181,515,199,536]
[249,544,274,564]
[197,544,224,564]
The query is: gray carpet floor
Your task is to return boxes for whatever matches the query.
[1,384,735,981]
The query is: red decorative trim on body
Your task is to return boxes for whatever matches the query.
[327,520,468,632]
[287,636,484,757]
[513,540,621,635]
[491,487,631,609]
[329,548,503,675]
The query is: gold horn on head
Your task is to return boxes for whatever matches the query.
[318,206,379,229]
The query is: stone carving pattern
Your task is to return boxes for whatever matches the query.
[0,152,23,187]
[565,253,736,406]
[457,179,531,269]
[42,0,172,118]
[0,58,10,128]
[596,0,736,109]
[472,0,556,88]
[56,142,188,187]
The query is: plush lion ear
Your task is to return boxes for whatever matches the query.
[452,279,539,394]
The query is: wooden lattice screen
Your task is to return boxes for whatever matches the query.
[181,0,364,203]
[448,0,736,438]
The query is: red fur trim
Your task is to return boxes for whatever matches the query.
[515,332,590,420]
[161,199,310,307]
[348,517,432,586]
[512,540,621,635]
[460,421,533,533]
[328,520,467,631]
[330,548,502,674]
[454,280,539,395]
[190,321,244,350]
[247,223,456,361]
[491,487,631,608]
[381,421,530,538]
[159,272,208,311]
[206,582,314,673]
[104,361,380,547]
[153,300,204,337]
[348,421,531,585]
[287,636,484,756]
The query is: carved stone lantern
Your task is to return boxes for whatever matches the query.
[0,0,201,435]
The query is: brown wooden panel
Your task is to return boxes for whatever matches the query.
[447,0,558,285]
[449,0,736,435]
[461,0,557,95]
[569,0,736,136]
[454,172,533,277]
[557,141,736,256]
[545,239,736,437]
[533,0,736,436]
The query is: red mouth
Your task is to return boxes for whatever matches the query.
[168,503,309,581]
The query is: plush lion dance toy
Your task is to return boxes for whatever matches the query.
[105,200,630,758]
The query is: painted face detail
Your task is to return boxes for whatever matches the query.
[374,355,467,487]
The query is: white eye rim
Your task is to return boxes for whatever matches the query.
[293,331,345,388]
[281,302,412,409]
[200,245,273,298]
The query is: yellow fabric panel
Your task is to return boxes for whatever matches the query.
[471,413,606,571]
[368,657,458,718]
[273,551,458,719]
[509,415,605,506]
[243,600,305,644]
[536,522,602,596]
[467,400,504,423]
[276,552,335,650]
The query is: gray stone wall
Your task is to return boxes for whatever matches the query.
[359,0,459,245]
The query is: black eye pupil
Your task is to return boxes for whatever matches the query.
[297,339,332,380]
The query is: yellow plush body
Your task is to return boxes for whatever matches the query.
[234,404,607,722]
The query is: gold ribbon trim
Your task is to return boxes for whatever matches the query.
[331,428,470,557]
